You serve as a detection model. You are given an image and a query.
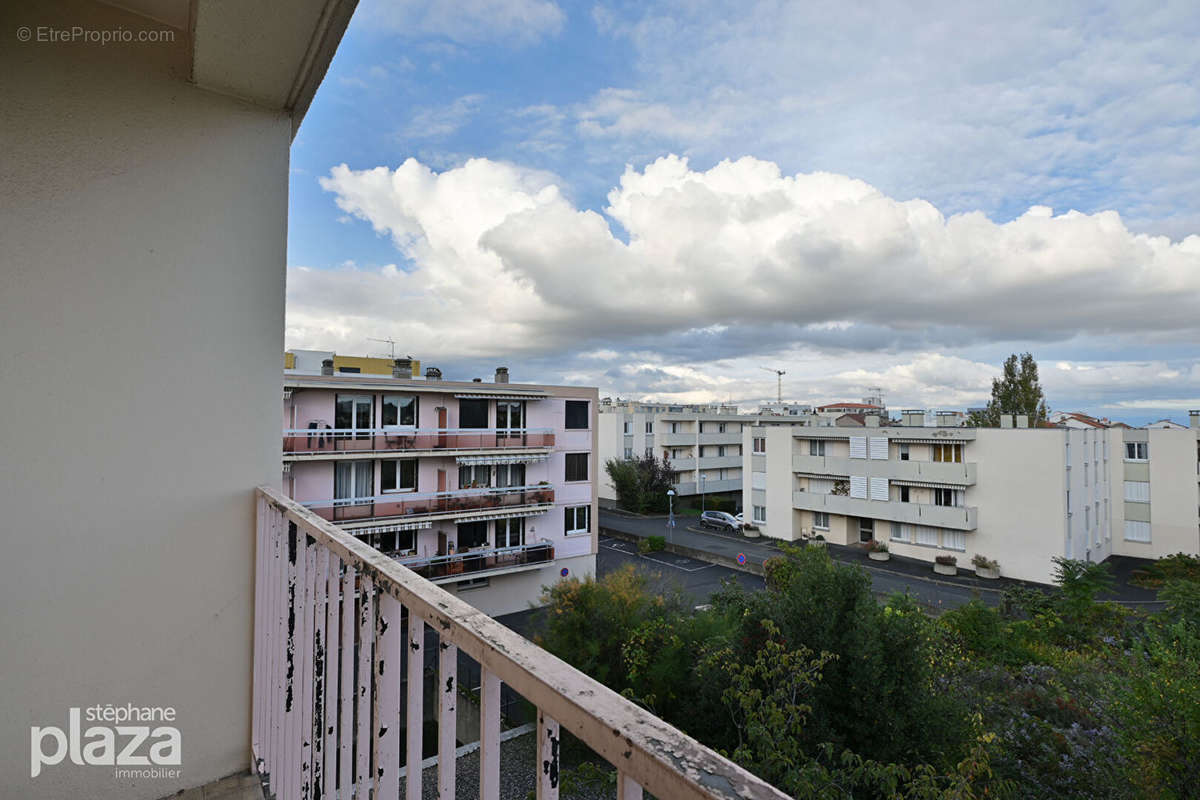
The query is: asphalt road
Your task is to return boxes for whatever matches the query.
[599,510,998,611]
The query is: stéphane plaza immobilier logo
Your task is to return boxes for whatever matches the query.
[31,704,181,779]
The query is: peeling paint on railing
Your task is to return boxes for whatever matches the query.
[252,485,790,800]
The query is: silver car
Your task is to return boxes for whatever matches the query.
[700,510,741,533]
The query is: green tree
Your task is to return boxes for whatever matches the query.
[968,353,1049,427]
[604,454,675,513]
[1052,556,1115,616]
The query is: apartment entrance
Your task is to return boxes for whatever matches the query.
[858,518,874,543]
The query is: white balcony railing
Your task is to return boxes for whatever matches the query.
[254,485,788,800]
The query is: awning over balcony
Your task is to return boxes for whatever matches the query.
[453,392,546,400]
[455,507,551,524]
[455,454,550,466]
[793,432,851,439]
[891,437,972,445]
[341,520,434,534]
[795,470,849,479]
[890,478,971,490]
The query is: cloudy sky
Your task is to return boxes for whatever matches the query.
[287,0,1200,424]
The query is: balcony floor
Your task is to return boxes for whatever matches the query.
[160,771,263,800]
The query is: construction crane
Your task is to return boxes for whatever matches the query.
[760,366,786,403]
[367,337,397,359]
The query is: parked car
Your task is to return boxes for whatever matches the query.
[700,510,742,533]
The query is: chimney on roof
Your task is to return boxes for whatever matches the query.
[393,358,412,378]
[425,367,442,381]
[495,367,509,384]
[1190,409,1199,429]
[1015,414,1029,429]
[865,414,880,428]
[321,359,334,376]
[1000,414,1014,429]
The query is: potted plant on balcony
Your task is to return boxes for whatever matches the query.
[807,533,826,548]
[934,554,957,576]
[971,554,1000,579]
[868,540,890,561]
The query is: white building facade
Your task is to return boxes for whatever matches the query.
[745,413,1200,584]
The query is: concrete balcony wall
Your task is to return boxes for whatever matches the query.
[659,431,696,447]
[667,458,698,472]
[698,432,743,445]
[792,491,978,530]
[791,454,976,485]
[698,455,742,469]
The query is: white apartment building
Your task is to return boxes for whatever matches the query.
[598,400,754,504]
[745,412,1200,584]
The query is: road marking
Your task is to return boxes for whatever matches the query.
[599,543,716,573]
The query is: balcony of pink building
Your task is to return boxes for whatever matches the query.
[395,540,555,581]
[302,485,555,523]
[284,427,555,455]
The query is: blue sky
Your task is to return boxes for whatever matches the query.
[286,0,1200,424]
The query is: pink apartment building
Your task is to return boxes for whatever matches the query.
[283,358,599,616]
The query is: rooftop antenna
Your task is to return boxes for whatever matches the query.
[367,337,397,359]
[760,366,786,403]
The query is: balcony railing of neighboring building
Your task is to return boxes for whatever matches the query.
[284,426,556,455]
[303,485,555,523]
[394,540,554,582]
[254,486,789,800]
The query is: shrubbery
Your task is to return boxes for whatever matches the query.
[537,549,1200,799]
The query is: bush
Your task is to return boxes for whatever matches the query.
[936,555,958,566]
[869,539,888,553]
[1132,552,1200,588]
[1052,557,1114,616]
[646,535,666,552]
[972,554,999,571]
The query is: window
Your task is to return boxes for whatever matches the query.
[669,422,680,434]
[624,447,633,459]
[565,453,589,482]
[645,447,653,458]
[807,478,834,494]
[812,512,830,530]
[496,401,524,434]
[933,488,959,507]
[1124,481,1151,502]
[458,464,491,488]
[915,526,938,546]
[623,420,631,434]
[752,437,766,454]
[1125,442,1149,461]
[752,472,766,490]
[890,522,909,542]
[495,517,524,548]
[899,486,910,503]
[646,421,653,434]
[380,459,417,492]
[932,443,963,463]
[899,443,910,461]
[1083,464,1088,487]
[334,461,373,503]
[942,531,966,551]
[455,521,488,549]
[752,505,766,524]
[564,505,590,534]
[381,394,417,427]
[718,423,727,433]
[809,439,825,456]
[335,394,373,437]
[337,366,360,373]
[495,463,526,488]
[1124,520,1151,542]
[716,445,726,457]
[360,529,414,554]
[459,399,488,429]
[565,400,589,429]
[1085,506,1090,532]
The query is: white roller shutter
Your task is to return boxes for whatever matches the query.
[849,436,867,459]
[869,436,889,460]
[751,472,766,490]
[869,477,889,501]
[850,475,868,499]
[1124,520,1151,542]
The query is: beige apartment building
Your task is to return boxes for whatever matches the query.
[744,412,1200,584]
[598,399,754,505]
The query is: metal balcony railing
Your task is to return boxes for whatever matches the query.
[254,486,788,800]
[303,485,555,523]
[395,540,554,581]
[284,427,555,455]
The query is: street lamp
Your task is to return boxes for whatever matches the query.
[666,488,676,542]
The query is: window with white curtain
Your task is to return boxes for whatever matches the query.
[1124,481,1151,502]
[335,460,373,504]
[890,522,909,542]
[812,512,830,530]
[752,506,766,524]
[942,531,966,551]
[807,478,835,494]
[1124,520,1151,542]
[915,526,938,546]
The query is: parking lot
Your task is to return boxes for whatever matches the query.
[597,534,765,604]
